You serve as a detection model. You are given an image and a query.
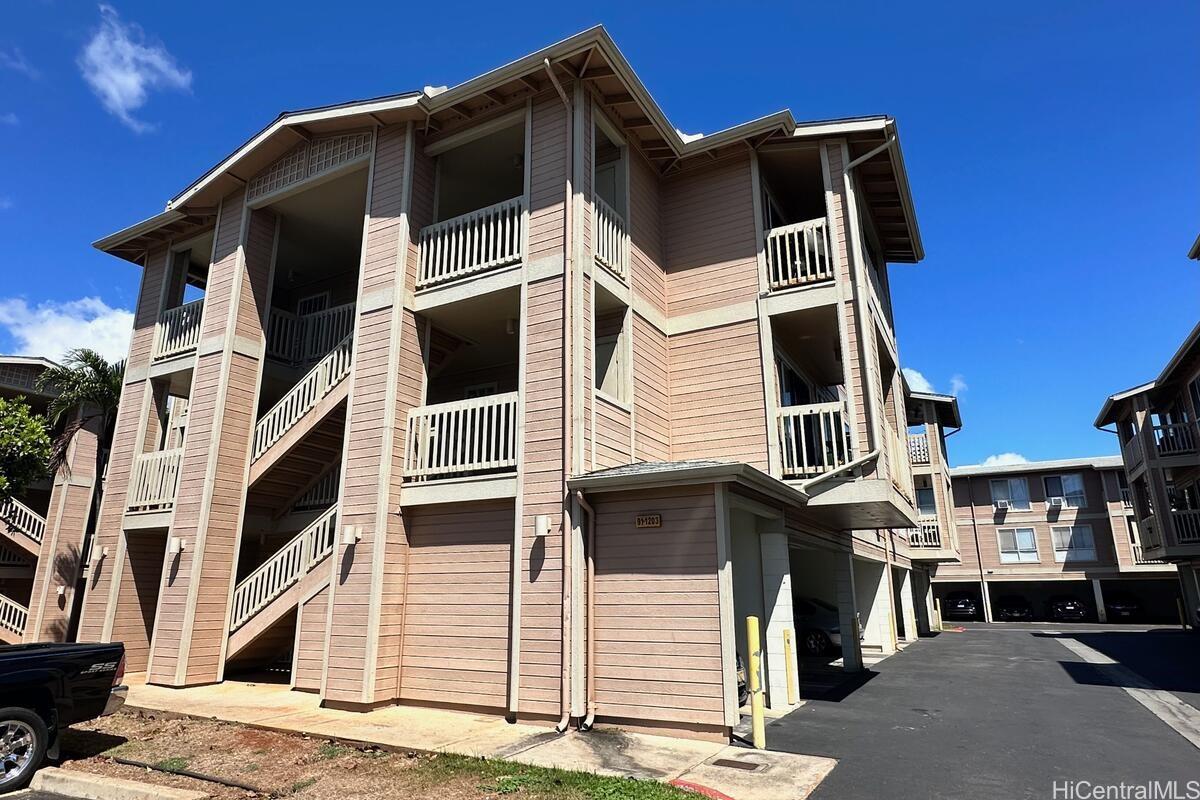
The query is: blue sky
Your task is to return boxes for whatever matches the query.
[1,1,1197,467]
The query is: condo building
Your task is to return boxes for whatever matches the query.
[27,28,960,739]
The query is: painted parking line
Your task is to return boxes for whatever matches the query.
[1055,637,1200,751]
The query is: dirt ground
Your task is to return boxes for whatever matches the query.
[56,710,691,799]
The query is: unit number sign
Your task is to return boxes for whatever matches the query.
[635,514,662,529]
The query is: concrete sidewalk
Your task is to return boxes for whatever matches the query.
[123,677,834,799]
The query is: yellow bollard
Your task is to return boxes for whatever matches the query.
[746,615,766,750]
[783,628,797,706]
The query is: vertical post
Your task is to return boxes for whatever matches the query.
[1092,579,1107,624]
[783,628,797,706]
[980,579,994,623]
[934,597,944,632]
[746,615,766,750]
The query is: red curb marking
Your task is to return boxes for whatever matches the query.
[944,626,967,633]
[670,779,738,800]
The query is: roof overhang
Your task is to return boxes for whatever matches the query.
[1095,381,1156,428]
[1190,233,1200,261]
[568,460,809,507]
[906,390,961,429]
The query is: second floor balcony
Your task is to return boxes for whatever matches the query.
[127,448,183,513]
[909,517,942,548]
[152,298,205,362]
[1152,421,1197,458]
[776,401,852,479]
[765,217,832,292]
[908,432,930,465]
[417,196,525,289]
[404,392,519,482]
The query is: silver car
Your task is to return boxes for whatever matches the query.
[793,597,843,656]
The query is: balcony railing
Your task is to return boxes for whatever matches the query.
[418,197,524,288]
[153,298,204,361]
[127,448,183,512]
[0,594,27,638]
[593,196,629,279]
[266,303,356,366]
[909,518,943,548]
[777,402,852,479]
[908,433,930,465]
[1140,516,1161,549]
[253,334,353,462]
[1172,508,1200,545]
[1153,422,1197,457]
[1130,543,1166,565]
[404,392,518,481]
[0,497,46,544]
[292,463,341,513]
[1119,487,1133,507]
[765,217,832,291]
[1122,434,1144,470]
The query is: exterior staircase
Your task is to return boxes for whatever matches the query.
[0,497,46,558]
[0,592,28,644]
[248,333,353,487]
[225,506,337,659]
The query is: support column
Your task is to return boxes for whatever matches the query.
[980,579,994,623]
[149,193,278,687]
[25,410,102,642]
[898,568,918,643]
[912,569,933,636]
[858,560,895,655]
[759,529,797,709]
[835,552,863,671]
[1092,578,1107,623]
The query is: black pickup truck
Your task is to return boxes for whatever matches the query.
[0,641,127,793]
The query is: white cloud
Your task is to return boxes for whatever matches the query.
[950,374,968,397]
[0,112,17,126]
[0,297,133,363]
[981,452,1029,467]
[676,128,704,143]
[77,5,192,133]
[902,367,935,394]
[0,48,39,80]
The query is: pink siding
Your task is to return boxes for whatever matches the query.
[294,585,329,692]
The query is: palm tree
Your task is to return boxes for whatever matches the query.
[35,347,124,494]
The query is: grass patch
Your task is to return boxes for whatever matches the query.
[415,753,693,800]
[289,776,318,794]
[315,741,349,760]
[153,757,190,773]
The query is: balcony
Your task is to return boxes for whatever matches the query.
[909,518,942,548]
[776,402,852,479]
[266,303,356,366]
[152,298,204,362]
[1120,487,1133,507]
[417,197,524,289]
[1121,433,1145,471]
[1153,422,1197,458]
[1130,543,1167,566]
[765,217,832,292]
[127,448,183,512]
[907,432,930,465]
[1172,508,1200,545]
[404,392,519,482]
[594,196,629,280]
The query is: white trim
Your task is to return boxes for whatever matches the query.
[714,484,738,728]
[245,156,371,211]
[996,526,1040,564]
[424,108,526,157]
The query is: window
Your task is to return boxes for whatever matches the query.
[593,292,630,405]
[990,478,1030,510]
[998,528,1038,563]
[1051,525,1096,562]
[1044,473,1086,508]
[916,487,937,517]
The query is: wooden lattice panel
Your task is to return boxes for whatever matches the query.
[247,132,373,202]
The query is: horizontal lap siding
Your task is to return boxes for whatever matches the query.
[294,586,329,692]
[594,398,631,470]
[663,157,758,318]
[399,501,513,711]
[668,321,767,468]
[78,246,168,644]
[592,486,724,727]
[632,314,669,461]
[629,152,666,319]
[528,96,566,264]
[113,532,167,672]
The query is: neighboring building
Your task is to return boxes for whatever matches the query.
[933,457,1179,623]
[1098,322,1200,627]
[66,27,944,739]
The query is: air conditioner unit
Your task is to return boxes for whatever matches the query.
[994,499,1012,511]
[1048,496,1066,508]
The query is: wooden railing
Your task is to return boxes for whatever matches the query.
[266,303,355,366]
[0,547,30,567]
[1121,433,1145,470]
[909,518,943,548]
[252,334,353,462]
[292,463,341,512]
[418,197,524,288]
[1130,543,1166,565]
[229,506,337,631]
[765,217,832,291]
[777,402,852,479]
[405,392,519,481]
[0,497,46,544]
[1120,487,1133,507]
[1172,509,1200,545]
[0,594,27,638]
[126,448,183,512]
[1153,422,1197,457]
[593,195,628,279]
[908,433,930,465]
[153,298,204,361]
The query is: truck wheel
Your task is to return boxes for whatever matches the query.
[0,707,48,793]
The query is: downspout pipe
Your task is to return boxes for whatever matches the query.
[545,57,574,735]
[574,490,597,730]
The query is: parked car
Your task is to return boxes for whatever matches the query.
[1048,596,1090,622]
[793,597,843,656]
[994,595,1033,621]
[941,591,981,620]
[0,641,127,792]
[1104,592,1142,622]
[735,653,748,707]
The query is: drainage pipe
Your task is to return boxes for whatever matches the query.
[574,490,597,730]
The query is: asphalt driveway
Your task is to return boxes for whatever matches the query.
[769,625,1200,799]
